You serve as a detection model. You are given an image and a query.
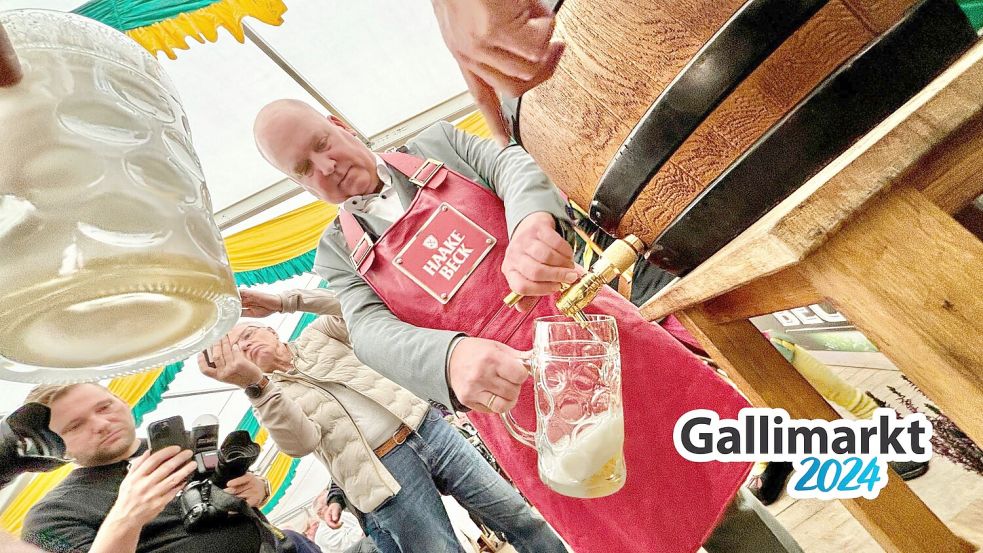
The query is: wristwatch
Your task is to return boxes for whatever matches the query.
[259,475,272,506]
[244,375,271,399]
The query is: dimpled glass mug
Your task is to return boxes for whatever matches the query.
[502,314,626,498]
[0,10,239,383]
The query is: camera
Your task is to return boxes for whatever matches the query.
[147,414,261,532]
[0,403,67,489]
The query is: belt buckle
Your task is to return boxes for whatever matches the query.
[392,426,408,446]
[349,233,374,268]
[409,159,444,187]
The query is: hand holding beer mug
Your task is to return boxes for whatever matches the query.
[0,11,239,383]
[502,314,626,498]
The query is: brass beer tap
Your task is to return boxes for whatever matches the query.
[503,235,646,326]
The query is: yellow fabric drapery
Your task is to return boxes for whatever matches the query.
[254,426,269,447]
[263,453,293,490]
[224,201,338,272]
[127,0,288,59]
[0,369,167,535]
[455,110,492,139]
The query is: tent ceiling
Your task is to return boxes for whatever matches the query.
[0,0,470,217]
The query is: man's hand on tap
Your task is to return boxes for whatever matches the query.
[503,211,583,312]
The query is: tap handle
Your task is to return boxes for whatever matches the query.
[503,291,523,307]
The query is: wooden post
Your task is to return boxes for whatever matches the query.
[803,186,983,447]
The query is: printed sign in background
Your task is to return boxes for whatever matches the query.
[750,302,878,353]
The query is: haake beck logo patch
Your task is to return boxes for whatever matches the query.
[392,203,496,304]
[422,230,474,280]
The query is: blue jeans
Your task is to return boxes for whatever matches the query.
[363,516,398,553]
[365,409,566,553]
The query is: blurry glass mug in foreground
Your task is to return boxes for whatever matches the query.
[502,314,626,498]
[0,11,239,383]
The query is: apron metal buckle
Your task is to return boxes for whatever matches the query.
[350,233,374,268]
[409,159,444,187]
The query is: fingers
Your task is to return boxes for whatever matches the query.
[131,446,183,477]
[449,339,534,412]
[503,213,578,296]
[219,335,233,365]
[522,236,575,268]
[496,356,530,386]
[148,449,194,484]
[127,450,151,472]
[467,30,563,99]
[151,460,196,497]
[225,474,251,488]
[464,70,511,147]
[503,265,572,296]
[197,352,214,377]
[493,15,555,62]
[231,342,245,363]
[534,224,575,258]
[469,62,537,99]
[469,45,544,82]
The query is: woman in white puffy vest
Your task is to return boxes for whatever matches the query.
[197,287,565,553]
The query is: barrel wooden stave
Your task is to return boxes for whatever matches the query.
[519,0,919,245]
[521,0,743,213]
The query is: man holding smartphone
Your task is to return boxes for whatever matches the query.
[19,383,311,553]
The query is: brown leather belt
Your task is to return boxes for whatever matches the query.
[373,424,412,458]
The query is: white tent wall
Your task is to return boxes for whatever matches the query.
[0,0,471,222]
[248,0,467,138]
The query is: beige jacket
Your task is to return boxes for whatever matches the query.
[247,288,431,513]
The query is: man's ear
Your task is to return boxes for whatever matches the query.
[327,114,357,137]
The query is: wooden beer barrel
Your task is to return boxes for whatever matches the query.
[512,0,978,273]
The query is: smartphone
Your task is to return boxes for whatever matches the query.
[147,416,188,453]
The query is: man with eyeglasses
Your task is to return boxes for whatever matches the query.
[197,287,566,553]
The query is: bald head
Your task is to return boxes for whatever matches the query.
[253,99,320,162]
[253,99,380,204]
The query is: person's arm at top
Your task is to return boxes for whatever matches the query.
[431,0,565,145]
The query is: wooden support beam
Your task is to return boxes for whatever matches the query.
[803,186,983,447]
[700,266,823,324]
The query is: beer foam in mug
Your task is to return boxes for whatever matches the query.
[551,412,624,483]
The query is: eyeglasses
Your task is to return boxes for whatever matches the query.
[235,326,277,346]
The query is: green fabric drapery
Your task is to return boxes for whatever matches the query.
[234,249,317,288]
[960,0,983,30]
[73,0,221,31]
[131,362,185,427]
[235,409,262,439]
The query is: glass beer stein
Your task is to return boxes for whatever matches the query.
[0,10,239,383]
[502,314,626,498]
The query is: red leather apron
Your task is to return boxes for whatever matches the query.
[339,153,751,552]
